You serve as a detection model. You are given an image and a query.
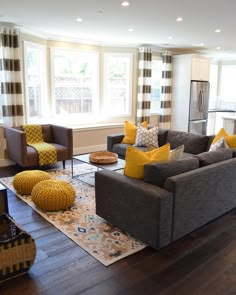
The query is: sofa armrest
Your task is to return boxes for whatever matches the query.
[51,125,73,158]
[164,158,236,242]
[5,127,28,166]
[107,133,124,152]
[95,170,173,249]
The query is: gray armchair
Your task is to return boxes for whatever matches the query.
[5,124,73,168]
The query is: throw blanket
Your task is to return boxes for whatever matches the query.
[22,125,57,166]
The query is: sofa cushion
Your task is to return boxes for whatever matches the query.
[211,128,228,144]
[124,144,170,179]
[209,136,228,151]
[158,128,169,147]
[166,130,210,154]
[144,157,199,188]
[134,126,159,147]
[121,121,148,144]
[169,145,184,160]
[196,149,233,167]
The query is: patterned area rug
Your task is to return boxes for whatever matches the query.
[1,164,146,266]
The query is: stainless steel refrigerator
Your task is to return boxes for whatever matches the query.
[188,81,210,135]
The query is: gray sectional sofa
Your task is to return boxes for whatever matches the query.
[107,128,214,159]
[95,129,236,249]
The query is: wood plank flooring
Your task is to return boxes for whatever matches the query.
[0,162,236,294]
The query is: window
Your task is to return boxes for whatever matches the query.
[24,42,135,125]
[151,57,162,113]
[103,53,133,116]
[24,42,47,120]
[220,64,236,102]
[51,49,99,117]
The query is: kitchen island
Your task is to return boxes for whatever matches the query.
[207,109,236,135]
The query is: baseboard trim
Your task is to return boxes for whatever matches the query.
[0,158,15,167]
[73,144,107,156]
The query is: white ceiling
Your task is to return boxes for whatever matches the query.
[1,0,236,60]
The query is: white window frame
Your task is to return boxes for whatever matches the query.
[50,47,99,125]
[23,41,48,123]
[103,52,133,117]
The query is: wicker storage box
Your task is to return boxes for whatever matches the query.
[0,213,36,282]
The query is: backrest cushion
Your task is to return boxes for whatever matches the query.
[144,157,199,188]
[41,125,53,142]
[166,130,210,154]
[196,149,233,167]
[17,125,53,142]
[158,128,169,147]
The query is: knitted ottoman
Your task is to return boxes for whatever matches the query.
[13,170,51,195]
[31,180,76,211]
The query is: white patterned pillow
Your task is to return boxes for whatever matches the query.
[134,126,159,147]
[209,136,229,151]
[169,145,184,161]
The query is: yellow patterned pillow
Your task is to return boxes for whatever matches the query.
[121,121,148,144]
[124,143,170,179]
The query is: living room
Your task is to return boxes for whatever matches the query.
[1,0,236,294]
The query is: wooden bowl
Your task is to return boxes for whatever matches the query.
[89,151,118,164]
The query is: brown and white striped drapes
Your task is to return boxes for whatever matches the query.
[136,47,152,124]
[159,50,172,129]
[0,25,24,127]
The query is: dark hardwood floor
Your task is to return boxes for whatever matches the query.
[0,162,236,294]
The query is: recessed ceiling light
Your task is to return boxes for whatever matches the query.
[128,28,134,32]
[76,18,83,22]
[215,29,221,33]
[216,46,221,50]
[176,17,183,22]
[168,36,173,40]
[121,1,130,6]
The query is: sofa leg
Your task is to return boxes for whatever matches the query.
[62,161,66,169]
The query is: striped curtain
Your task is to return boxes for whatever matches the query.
[159,50,172,129]
[136,47,152,124]
[0,25,24,127]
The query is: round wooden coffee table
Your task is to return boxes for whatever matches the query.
[89,151,118,164]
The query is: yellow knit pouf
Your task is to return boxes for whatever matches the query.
[13,170,51,195]
[31,180,76,211]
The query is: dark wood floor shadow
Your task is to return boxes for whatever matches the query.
[0,162,236,294]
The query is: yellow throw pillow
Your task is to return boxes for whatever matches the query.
[212,128,229,144]
[121,120,148,144]
[124,143,170,179]
[225,135,236,148]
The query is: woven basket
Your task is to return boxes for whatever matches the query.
[0,213,36,282]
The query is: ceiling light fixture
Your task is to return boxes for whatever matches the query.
[168,36,173,40]
[216,46,221,50]
[215,29,221,33]
[128,28,134,32]
[121,1,130,6]
[176,17,183,22]
[76,18,83,22]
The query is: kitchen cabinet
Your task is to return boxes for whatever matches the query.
[191,57,210,81]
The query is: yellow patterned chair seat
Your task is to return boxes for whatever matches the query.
[13,170,51,195]
[31,180,76,211]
